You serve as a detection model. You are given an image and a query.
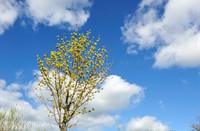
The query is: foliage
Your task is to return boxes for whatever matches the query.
[0,107,30,131]
[191,116,200,131]
[36,30,110,131]
[191,124,200,131]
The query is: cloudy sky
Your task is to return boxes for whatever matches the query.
[0,0,199,130]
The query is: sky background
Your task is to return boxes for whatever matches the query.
[0,0,200,131]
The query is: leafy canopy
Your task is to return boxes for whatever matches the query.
[36,30,110,130]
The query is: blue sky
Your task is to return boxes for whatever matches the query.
[0,0,199,130]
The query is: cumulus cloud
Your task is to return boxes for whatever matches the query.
[127,45,138,55]
[74,114,116,131]
[0,0,20,35]
[121,0,200,68]
[73,75,144,130]
[0,74,144,131]
[0,79,58,130]
[24,0,92,29]
[126,116,169,131]
[0,0,92,35]
[88,75,144,113]
[0,79,6,88]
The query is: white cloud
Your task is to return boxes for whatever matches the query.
[0,74,144,131]
[0,0,92,35]
[27,79,49,103]
[127,45,138,55]
[74,114,116,131]
[126,116,169,131]
[25,0,92,29]
[0,79,6,88]
[6,83,21,91]
[73,75,144,131]
[121,0,200,68]
[0,79,58,131]
[87,75,144,113]
[154,31,200,68]
[139,0,164,8]
[0,0,20,35]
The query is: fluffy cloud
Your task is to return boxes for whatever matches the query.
[0,79,58,131]
[127,45,138,55]
[73,75,144,130]
[24,0,91,28]
[74,114,116,131]
[0,0,92,35]
[0,79,6,88]
[126,116,169,131]
[121,0,200,68]
[88,75,144,113]
[0,0,20,35]
[0,74,144,131]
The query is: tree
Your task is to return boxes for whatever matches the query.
[0,107,30,131]
[192,125,200,131]
[36,30,110,131]
[191,116,200,131]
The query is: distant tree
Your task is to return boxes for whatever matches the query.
[191,116,200,131]
[192,123,200,131]
[36,30,110,131]
[0,107,30,131]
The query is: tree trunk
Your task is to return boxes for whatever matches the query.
[60,123,67,131]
